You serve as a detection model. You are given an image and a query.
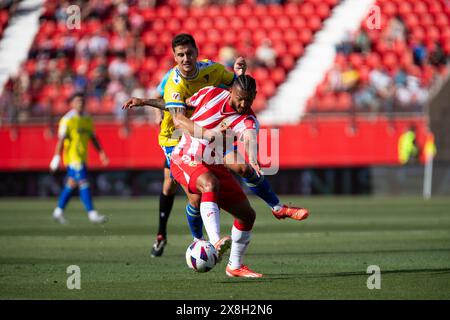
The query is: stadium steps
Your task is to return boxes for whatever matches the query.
[258,0,376,125]
[0,0,43,96]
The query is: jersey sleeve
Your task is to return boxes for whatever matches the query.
[218,64,236,87]
[163,72,187,109]
[232,115,259,137]
[157,69,171,97]
[58,117,69,139]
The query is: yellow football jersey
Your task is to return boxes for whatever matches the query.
[58,109,94,166]
[159,60,235,147]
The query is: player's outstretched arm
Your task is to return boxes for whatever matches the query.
[172,111,216,143]
[122,97,166,110]
[243,129,262,177]
[49,138,64,172]
[91,134,109,166]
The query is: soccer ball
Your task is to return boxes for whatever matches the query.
[185,240,218,273]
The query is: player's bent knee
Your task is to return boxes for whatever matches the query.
[197,173,220,193]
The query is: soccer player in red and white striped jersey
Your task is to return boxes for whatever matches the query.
[170,75,263,277]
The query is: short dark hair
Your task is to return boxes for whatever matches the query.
[68,92,85,103]
[172,33,197,51]
[233,75,257,93]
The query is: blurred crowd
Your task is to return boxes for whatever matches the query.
[0,0,296,126]
[323,14,449,113]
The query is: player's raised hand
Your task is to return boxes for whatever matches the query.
[234,57,247,76]
[122,97,144,109]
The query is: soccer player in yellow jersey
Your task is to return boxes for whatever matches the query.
[124,34,309,257]
[49,93,109,224]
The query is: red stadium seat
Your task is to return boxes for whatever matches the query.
[221,5,236,17]
[245,16,259,29]
[276,16,291,29]
[252,67,269,84]
[420,13,435,27]
[299,29,313,45]
[288,42,304,58]
[398,2,412,15]
[284,3,300,16]
[349,53,364,68]
[307,15,322,32]
[299,3,315,16]
[206,5,221,18]
[199,17,213,30]
[271,67,286,85]
[280,56,295,71]
[261,16,276,30]
[273,41,287,56]
[412,2,428,15]
[335,92,352,111]
[254,5,268,17]
[268,28,283,42]
[267,4,284,17]
[291,15,306,29]
[316,3,331,20]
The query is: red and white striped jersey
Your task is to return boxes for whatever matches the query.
[173,86,259,165]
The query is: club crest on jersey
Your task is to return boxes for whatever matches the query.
[172,92,181,100]
[203,75,210,82]
[188,161,197,167]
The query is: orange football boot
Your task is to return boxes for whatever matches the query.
[226,265,263,278]
[272,205,309,221]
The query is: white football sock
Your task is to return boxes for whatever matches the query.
[53,207,63,217]
[272,203,283,212]
[228,225,252,269]
[200,201,220,245]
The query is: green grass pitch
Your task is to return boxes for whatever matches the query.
[1,196,449,300]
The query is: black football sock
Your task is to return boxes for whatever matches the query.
[157,193,175,238]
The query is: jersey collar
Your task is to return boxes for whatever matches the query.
[175,62,199,80]
[222,95,236,115]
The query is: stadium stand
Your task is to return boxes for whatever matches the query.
[0,0,339,122]
[306,0,450,115]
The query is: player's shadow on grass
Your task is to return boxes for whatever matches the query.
[250,248,450,257]
[266,267,450,279]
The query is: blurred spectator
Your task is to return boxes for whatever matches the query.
[369,67,394,112]
[327,65,343,91]
[219,44,238,69]
[336,31,354,56]
[108,53,132,80]
[428,42,447,67]
[412,41,427,66]
[255,39,277,69]
[385,15,406,42]
[88,29,109,57]
[353,30,371,54]
[90,67,109,99]
[394,68,407,87]
[341,63,359,91]
[73,64,89,93]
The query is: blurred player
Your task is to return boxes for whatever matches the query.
[124,33,309,257]
[171,75,264,277]
[49,93,109,224]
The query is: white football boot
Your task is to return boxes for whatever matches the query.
[88,210,108,224]
[52,207,69,224]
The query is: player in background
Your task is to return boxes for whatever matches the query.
[123,33,309,256]
[170,75,265,277]
[49,93,109,224]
